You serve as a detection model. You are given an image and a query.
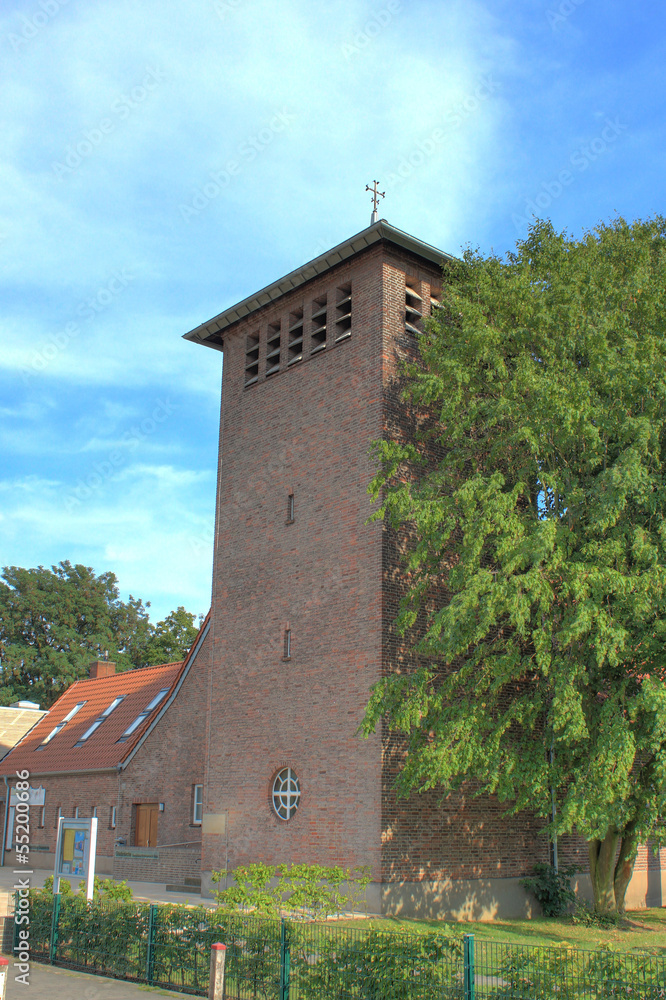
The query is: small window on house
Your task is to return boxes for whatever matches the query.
[38,701,87,748]
[75,696,125,746]
[405,277,423,335]
[38,806,45,828]
[283,629,292,660]
[310,294,327,354]
[272,767,300,821]
[266,321,281,376]
[91,806,97,818]
[287,493,294,523]
[335,284,352,342]
[193,785,203,825]
[73,806,79,819]
[54,805,61,829]
[288,307,303,366]
[110,805,117,829]
[245,332,260,386]
[117,688,170,742]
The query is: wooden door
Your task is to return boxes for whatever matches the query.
[135,803,158,847]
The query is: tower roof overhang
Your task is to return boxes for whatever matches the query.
[182,219,454,351]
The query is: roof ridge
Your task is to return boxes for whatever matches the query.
[183,222,452,348]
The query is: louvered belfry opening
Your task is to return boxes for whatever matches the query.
[310,293,327,354]
[335,283,352,342]
[405,277,423,335]
[245,332,260,386]
[266,321,281,377]
[288,308,304,366]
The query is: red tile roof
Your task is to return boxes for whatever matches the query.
[0,661,184,774]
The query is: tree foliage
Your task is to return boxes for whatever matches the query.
[362,217,666,914]
[0,560,202,708]
[143,606,202,666]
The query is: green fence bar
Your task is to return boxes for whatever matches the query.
[463,932,475,1000]
[145,903,157,984]
[279,917,290,1000]
[49,893,60,965]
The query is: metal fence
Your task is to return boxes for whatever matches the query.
[18,893,666,999]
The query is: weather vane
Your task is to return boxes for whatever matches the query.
[366,180,385,224]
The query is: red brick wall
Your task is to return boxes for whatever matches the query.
[202,240,554,888]
[4,773,119,859]
[112,847,201,883]
[204,246,387,878]
[119,629,211,851]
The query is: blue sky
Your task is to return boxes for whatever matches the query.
[1,0,664,623]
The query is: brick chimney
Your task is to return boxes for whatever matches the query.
[88,660,117,679]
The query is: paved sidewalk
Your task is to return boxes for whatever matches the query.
[4,958,197,999]
[0,863,215,908]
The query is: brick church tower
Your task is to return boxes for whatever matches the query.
[184,219,550,918]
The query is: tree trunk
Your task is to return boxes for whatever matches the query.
[589,831,620,913]
[613,822,638,914]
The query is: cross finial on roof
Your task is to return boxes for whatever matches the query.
[366,180,385,224]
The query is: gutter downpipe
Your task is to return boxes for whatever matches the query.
[550,741,558,873]
[1,776,10,868]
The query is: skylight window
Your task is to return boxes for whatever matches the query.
[75,696,125,746]
[116,688,170,743]
[37,701,87,749]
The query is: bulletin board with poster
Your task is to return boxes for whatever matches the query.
[53,817,98,900]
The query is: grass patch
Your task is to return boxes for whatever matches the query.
[335,908,666,953]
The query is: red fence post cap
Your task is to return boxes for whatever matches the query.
[212,942,227,951]
[0,957,8,966]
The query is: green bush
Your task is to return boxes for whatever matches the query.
[487,945,579,1000]
[520,862,580,917]
[570,900,622,928]
[212,861,371,919]
[33,874,133,902]
[294,928,464,1000]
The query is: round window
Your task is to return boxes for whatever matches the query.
[272,767,300,821]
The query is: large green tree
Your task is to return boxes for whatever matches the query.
[0,561,202,708]
[363,217,666,914]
